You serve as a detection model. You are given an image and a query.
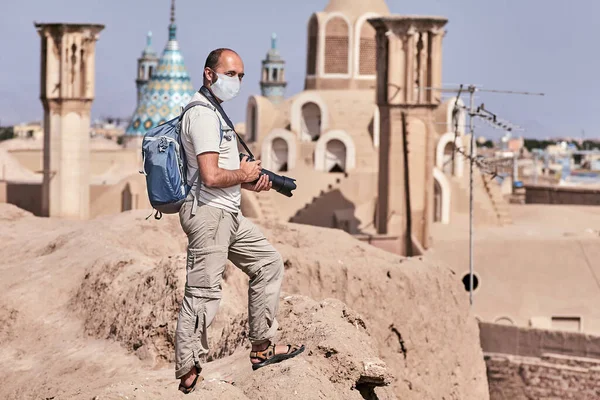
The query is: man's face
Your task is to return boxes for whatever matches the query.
[205,51,245,85]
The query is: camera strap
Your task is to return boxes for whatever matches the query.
[198,86,255,159]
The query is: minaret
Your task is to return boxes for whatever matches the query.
[35,22,105,219]
[125,0,195,140]
[260,33,287,104]
[135,32,159,105]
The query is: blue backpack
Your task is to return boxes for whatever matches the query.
[140,100,222,218]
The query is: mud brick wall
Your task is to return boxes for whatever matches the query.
[524,184,600,206]
[486,353,600,400]
[480,323,600,399]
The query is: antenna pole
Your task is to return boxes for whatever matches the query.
[468,85,475,306]
[430,83,544,307]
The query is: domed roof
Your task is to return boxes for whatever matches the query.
[324,0,390,18]
[126,0,195,136]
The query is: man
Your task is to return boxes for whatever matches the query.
[176,48,304,394]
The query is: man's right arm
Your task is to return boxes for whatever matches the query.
[187,108,261,189]
[198,153,260,188]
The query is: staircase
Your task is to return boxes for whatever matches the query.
[453,163,512,226]
[289,173,349,223]
[478,170,512,225]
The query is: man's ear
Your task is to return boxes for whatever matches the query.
[204,67,214,83]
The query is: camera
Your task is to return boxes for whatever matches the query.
[239,153,297,197]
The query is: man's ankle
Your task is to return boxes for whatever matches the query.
[251,340,271,351]
[182,366,198,380]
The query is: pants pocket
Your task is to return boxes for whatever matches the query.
[186,245,229,288]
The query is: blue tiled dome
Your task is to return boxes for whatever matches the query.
[126,1,195,136]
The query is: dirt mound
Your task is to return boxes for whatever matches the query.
[76,296,395,400]
[0,205,488,399]
[0,202,33,221]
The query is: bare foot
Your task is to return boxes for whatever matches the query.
[250,342,292,364]
[180,366,199,388]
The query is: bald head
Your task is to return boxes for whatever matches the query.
[203,48,245,92]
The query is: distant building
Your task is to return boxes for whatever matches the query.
[241,0,509,255]
[90,118,127,140]
[507,137,524,153]
[13,122,43,140]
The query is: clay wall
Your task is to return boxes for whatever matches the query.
[481,322,600,399]
[486,352,600,400]
[525,184,600,206]
[9,148,139,177]
[4,182,43,216]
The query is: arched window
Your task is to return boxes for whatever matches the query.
[325,139,347,172]
[324,17,349,74]
[307,15,318,75]
[301,102,322,141]
[358,21,376,75]
[271,138,289,172]
[495,317,514,326]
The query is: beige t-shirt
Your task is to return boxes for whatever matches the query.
[180,91,241,213]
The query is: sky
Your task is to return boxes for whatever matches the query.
[1,0,599,140]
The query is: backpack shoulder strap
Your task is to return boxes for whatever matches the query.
[180,101,215,120]
[180,100,224,145]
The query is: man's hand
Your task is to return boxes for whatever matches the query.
[242,174,272,192]
[240,156,262,183]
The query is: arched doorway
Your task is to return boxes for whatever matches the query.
[443,141,455,175]
[434,179,442,223]
[436,133,464,178]
[432,167,451,224]
[325,139,346,172]
[248,103,257,142]
[121,184,132,212]
[271,138,289,172]
[301,102,322,141]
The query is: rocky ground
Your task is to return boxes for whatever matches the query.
[0,204,488,399]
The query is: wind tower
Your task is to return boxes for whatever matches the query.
[369,15,448,255]
[35,22,104,219]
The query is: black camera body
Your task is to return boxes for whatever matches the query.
[239,153,297,197]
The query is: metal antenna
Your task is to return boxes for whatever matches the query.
[424,84,545,306]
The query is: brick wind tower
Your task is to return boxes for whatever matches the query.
[35,23,104,219]
[369,15,448,255]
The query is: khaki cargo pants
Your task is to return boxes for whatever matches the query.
[174,198,284,379]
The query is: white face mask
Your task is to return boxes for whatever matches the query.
[210,72,241,102]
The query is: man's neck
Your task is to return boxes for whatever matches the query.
[201,84,223,104]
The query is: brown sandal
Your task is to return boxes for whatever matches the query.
[250,343,305,371]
